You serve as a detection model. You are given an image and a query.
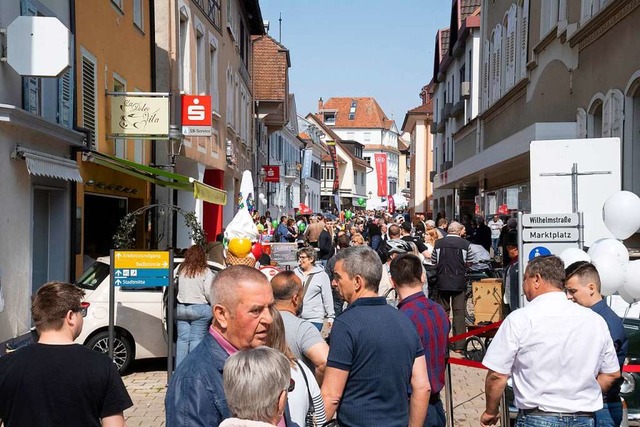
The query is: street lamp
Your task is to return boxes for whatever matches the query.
[168,125,184,166]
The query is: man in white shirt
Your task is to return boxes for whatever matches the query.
[480,255,620,427]
[488,215,503,258]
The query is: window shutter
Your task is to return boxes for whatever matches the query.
[609,89,624,138]
[482,40,490,111]
[505,6,517,90]
[519,0,529,79]
[81,55,97,148]
[491,25,503,104]
[581,0,592,24]
[602,95,611,137]
[577,108,587,138]
[58,69,73,127]
[21,0,39,115]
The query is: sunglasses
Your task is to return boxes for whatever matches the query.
[73,302,90,318]
[288,378,295,392]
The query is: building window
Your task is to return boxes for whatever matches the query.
[111,0,124,13]
[364,132,371,142]
[581,0,610,24]
[179,11,191,93]
[81,51,98,149]
[364,156,371,166]
[209,38,219,111]
[349,100,357,120]
[193,0,221,30]
[324,112,335,125]
[540,0,560,36]
[196,25,206,94]
[133,0,144,31]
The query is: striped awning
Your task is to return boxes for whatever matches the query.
[12,146,83,182]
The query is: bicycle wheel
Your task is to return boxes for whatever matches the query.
[464,336,485,361]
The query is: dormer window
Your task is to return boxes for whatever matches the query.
[324,112,336,125]
[349,101,357,120]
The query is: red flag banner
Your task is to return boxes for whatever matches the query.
[374,153,388,197]
[387,194,395,213]
[326,141,340,193]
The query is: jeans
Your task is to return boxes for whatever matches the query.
[595,402,622,427]
[311,322,323,331]
[491,238,500,256]
[176,303,212,367]
[515,414,595,427]
[436,290,466,351]
[425,400,446,427]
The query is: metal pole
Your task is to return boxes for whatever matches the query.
[108,250,115,360]
[444,362,454,427]
[571,163,578,213]
[167,249,175,383]
[578,211,585,251]
[500,392,509,426]
[517,212,524,308]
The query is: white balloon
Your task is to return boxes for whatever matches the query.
[593,255,625,296]
[259,197,267,205]
[258,193,265,200]
[559,248,591,268]
[602,191,640,240]
[623,260,640,299]
[617,286,640,305]
[587,238,629,268]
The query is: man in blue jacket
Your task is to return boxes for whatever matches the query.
[165,265,281,427]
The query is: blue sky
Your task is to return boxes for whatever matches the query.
[259,0,452,128]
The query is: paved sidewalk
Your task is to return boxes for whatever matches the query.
[121,355,491,426]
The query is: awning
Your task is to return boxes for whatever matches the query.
[11,146,83,182]
[84,151,227,205]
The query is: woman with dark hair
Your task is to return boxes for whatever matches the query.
[367,222,382,251]
[175,244,215,367]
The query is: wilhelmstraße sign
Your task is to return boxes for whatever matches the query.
[522,213,579,227]
[522,228,579,243]
[112,251,171,287]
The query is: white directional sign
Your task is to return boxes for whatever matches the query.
[522,228,579,243]
[522,213,579,227]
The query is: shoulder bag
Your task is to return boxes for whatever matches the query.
[295,360,317,427]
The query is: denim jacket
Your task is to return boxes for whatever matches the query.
[165,333,230,427]
[165,333,298,427]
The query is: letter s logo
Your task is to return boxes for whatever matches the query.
[187,105,206,121]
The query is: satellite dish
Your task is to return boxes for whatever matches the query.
[6,16,71,77]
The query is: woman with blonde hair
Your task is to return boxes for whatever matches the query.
[175,244,214,367]
[267,308,327,427]
[350,233,365,246]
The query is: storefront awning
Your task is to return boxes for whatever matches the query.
[12,146,83,182]
[84,152,227,205]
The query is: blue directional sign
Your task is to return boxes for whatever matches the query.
[528,246,552,260]
[112,251,171,287]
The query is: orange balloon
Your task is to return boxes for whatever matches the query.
[228,237,252,257]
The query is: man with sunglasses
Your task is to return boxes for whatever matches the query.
[0,281,132,427]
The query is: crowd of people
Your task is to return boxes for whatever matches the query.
[0,208,627,427]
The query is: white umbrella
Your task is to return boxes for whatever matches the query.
[393,193,408,209]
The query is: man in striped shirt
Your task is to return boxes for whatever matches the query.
[392,254,450,427]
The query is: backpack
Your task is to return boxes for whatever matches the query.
[272,225,282,243]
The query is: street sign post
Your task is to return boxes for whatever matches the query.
[517,212,582,307]
[109,250,173,380]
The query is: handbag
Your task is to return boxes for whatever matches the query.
[295,360,317,427]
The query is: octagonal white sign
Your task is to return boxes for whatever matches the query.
[7,16,71,77]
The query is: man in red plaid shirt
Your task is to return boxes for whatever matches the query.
[391,254,451,427]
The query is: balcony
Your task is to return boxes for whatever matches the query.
[451,100,465,118]
[443,103,453,119]
[436,119,445,134]
[283,162,299,182]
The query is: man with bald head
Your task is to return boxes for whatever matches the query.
[271,271,329,384]
[431,221,471,353]
[166,265,275,426]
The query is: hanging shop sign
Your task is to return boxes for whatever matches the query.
[181,95,212,136]
[110,94,169,137]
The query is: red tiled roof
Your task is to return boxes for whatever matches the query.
[298,132,311,140]
[439,28,451,60]
[461,0,482,20]
[407,103,433,114]
[252,35,290,101]
[320,97,393,130]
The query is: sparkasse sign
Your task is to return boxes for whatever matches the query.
[182,95,212,136]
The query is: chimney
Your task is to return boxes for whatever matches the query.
[318,97,324,112]
[263,20,270,33]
